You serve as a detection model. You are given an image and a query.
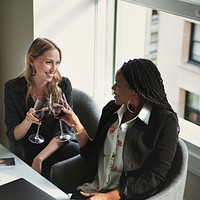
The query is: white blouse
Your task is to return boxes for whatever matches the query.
[78,105,135,193]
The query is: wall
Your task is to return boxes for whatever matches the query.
[0,0,34,147]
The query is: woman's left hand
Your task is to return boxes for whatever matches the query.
[80,189,120,200]
[58,107,84,132]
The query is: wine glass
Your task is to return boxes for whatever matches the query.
[29,96,49,144]
[50,93,71,142]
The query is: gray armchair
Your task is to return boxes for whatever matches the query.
[72,88,101,140]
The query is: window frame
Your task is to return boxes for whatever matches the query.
[189,23,200,66]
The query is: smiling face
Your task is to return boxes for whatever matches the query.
[30,49,60,85]
[112,70,135,105]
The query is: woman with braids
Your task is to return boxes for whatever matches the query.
[55,58,179,199]
[4,37,79,180]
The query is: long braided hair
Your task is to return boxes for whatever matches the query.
[120,58,173,112]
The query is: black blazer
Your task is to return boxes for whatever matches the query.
[81,100,179,200]
[4,76,73,165]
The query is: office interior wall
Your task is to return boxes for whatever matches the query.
[0,0,34,147]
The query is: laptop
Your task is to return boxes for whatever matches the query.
[0,178,57,200]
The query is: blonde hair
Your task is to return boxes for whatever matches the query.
[19,37,62,101]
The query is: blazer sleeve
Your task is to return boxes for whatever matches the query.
[80,100,119,160]
[4,80,27,143]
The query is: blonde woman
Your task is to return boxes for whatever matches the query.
[4,37,79,179]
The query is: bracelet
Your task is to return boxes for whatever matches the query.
[74,128,91,140]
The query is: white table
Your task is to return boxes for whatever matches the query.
[0,144,70,199]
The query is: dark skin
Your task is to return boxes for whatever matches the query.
[58,69,145,200]
[112,70,145,124]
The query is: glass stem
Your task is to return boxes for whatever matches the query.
[59,119,64,136]
[35,125,41,139]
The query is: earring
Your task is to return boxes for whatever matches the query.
[31,65,36,76]
[127,97,136,113]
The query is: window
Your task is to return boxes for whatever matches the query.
[151,10,159,24]
[148,10,159,62]
[189,23,200,65]
[185,91,200,126]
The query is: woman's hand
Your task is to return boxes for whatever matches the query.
[14,107,48,141]
[57,106,89,147]
[26,107,49,125]
[80,189,120,200]
[25,108,41,125]
[57,107,83,132]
